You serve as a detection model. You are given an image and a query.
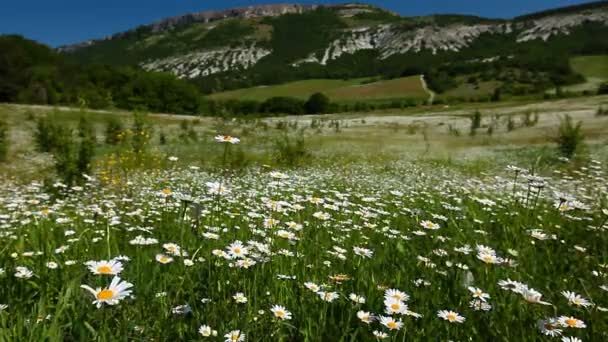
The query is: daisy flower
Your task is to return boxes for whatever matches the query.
[228,241,248,259]
[562,291,593,307]
[224,330,245,342]
[437,310,465,323]
[215,135,240,144]
[384,298,407,315]
[557,316,586,329]
[85,260,124,275]
[270,305,292,320]
[80,276,133,308]
[379,316,402,330]
[14,266,33,279]
[198,325,217,337]
[384,289,409,302]
[420,220,440,230]
[521,288,551,305]
[318,291,339,302]
[468,287,490,302]
[155,254,174,264]
[537,318,563,337]
[349,293,366,304]
[357,310,374,324]
[373,330,388,339]
[561,337,582,342]
[233,292,248,304]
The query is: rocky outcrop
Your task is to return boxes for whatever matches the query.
[295,23,512,65]
[516,7,608,42]
[140,45,271,78]
[59,2,608,77]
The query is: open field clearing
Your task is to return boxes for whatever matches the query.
[209,76,427,102]
[0,96,607,341]
[559,55,608,93]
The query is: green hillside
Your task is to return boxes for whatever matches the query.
[570,55,608,79]
[552,55,608,93]
[209,75,427,102]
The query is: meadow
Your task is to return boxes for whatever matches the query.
[208,76,428,103]
[0,95,607,341]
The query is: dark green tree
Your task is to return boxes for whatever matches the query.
[305,92,331,114]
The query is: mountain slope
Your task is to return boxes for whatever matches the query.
[60,2,608,95]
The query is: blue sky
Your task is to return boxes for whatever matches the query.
[0,0,595,47]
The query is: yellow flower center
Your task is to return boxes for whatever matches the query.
[447,313,457,321]
[234,248,241,254]
[565,318,577,327]
[162,189,171,195]
[97,289,114,300]
[97,265,113,274]
[276,311,284,318]
[483,255,494,263]
[390,303,400,310]
[387,321,397,329]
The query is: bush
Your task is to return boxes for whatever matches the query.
[273,133,310,167]
[34,116,72,153]
[470,111,481,136]
[304,92,330,114]
[0,119,8,162]
[598,82,608,95]
[260,97,305,115]
[34,114,97,184]
[554,114,584,158]
[105,116,124,145]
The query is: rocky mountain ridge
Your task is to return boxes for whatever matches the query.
[60,2,608,80]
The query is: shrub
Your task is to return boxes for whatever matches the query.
[131,112,151,155]
[598,82,608,95]
[260,97,305,115]
[34,116,72,153]
[554,114,584,158]
[273,133,310,167]
[304,92,330,114]
[470,111,481,136]
[105,116,124,145]
[507,116,516,132]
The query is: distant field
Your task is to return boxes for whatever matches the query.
[570,55,608,79]
[558,55,608,93]
[209,75,428,102]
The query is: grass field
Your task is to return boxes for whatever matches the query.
[0,96,608,340]
[557,55,608,93]
[571,55,608,80]
[209,76,428,102]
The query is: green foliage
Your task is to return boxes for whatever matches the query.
[598,82,608,95]
[34,116,71,153]
[304,92,330,114]
[554,114,584,158]
[34,114,96,184]
[130,112,151,155]
[273,133,310,166]
[263,8,346,63]
[470,111,482,136]
[0,119,8,162]
[0,35,204,114]
[260,97,305,115]
[76,116,96,177]
[105,116,124,145]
